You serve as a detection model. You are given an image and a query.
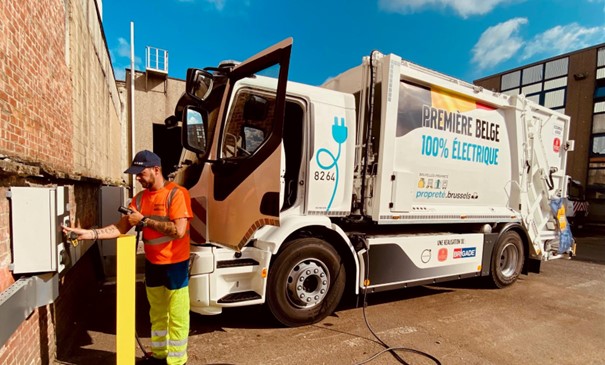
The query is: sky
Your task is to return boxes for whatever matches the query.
[102,0,605,86]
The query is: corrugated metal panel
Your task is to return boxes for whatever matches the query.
[598,47,605,67]
[597,68,605,80]
[522,65,543,85]
[544,77,567,90]
[544,89,565,108]
[501,71,520,90]
[522,83,542,95]
[545,58,568,79]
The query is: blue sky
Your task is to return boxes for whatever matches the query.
[103,0,605,85]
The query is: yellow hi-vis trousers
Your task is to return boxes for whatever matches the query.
[147,285,190,365]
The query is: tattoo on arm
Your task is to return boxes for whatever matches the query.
[147,220,178,237]
[96,225,122,240]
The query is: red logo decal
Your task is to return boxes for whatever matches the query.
[438,248,448,261]
[553,138,561,153]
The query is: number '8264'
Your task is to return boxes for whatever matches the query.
[314,171,335,181]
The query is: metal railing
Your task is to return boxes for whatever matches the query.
[146,46,168,74]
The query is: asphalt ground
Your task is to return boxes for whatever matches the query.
[55,227,605,365]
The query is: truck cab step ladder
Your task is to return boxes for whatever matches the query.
[216,258,259,269]
[218,291,262,303]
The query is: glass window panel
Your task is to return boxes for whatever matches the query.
[598,47,605,67]
[552,107,566,115]
[544,77,567,90]
[593,114,605,134]
[595,101,605,113]
[522,65,543,85]
[545,58,568,79]
[598,68,605,80]
[592,135,605,155]
[503,88,520,96]
[501,71,520,90]
[596,86,605,99]
[544,89,565,108]
[522,83,542,95]
[527,94,540,103]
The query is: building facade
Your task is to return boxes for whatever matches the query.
[474,44,605,223]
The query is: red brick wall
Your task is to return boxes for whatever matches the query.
[0,0,73,170]
[0,305,56,365]
[0,1,73,364]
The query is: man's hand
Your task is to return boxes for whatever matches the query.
[126,207,145,227]
[62,225,94,240]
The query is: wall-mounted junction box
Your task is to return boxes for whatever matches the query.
[8,186,69,274]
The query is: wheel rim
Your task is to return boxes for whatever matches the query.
[499,242,519,278]
[286,259,330,309]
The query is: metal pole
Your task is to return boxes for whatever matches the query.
[130,22,136,192]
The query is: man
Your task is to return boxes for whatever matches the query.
[63,150,192,365]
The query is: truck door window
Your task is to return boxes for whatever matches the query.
[221,89,275,159]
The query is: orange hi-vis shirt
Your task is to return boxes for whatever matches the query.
[130,182,193,265]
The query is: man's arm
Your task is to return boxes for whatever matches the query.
[62,215,133,240]
[145,217,188,238]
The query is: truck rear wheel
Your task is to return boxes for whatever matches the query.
[490,231,524,288]
[267,238,346,327]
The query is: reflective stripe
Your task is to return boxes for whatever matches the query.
[135,192,144,211]
[167,187,178,211]
[169,338,188,347]
[149,215,171,222]
[152,330,168,337]
[144,236,174,245]
[152,341,168,347]
[168,350,187,358]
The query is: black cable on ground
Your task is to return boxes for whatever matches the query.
[354,249,442,365]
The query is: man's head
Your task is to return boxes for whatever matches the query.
[125,150,164,190]
[125,150,161,174]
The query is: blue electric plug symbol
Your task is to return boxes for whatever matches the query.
[316,117,348,211]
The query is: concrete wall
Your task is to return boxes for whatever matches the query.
[126,70,185,193]
[0,0,122,363]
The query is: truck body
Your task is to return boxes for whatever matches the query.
[170,39,575,326]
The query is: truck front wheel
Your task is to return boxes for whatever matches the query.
[490,231,524,288]
[267,238,346,327]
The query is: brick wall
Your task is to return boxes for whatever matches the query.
[0,1,72,170]
[0,0,122,363]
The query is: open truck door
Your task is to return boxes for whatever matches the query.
[182,38,292,251]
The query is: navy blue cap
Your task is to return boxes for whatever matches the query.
[124,150,161,174]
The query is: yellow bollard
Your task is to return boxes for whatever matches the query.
[116,234,136,364]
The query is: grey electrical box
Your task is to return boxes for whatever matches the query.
[98,186,128,277]
[8,186,69,274]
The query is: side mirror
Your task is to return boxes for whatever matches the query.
[182,107,208,155]
[243,95,269,121]
[186,69,214,101]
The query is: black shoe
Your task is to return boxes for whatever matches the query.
[136,356,167,364]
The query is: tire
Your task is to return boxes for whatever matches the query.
[267,238,346,327]
[490,231,524,288]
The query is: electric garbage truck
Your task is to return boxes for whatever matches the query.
[168,38,575,326]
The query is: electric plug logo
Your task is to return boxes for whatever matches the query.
[316,117,348,211]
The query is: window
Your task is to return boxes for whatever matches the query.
[501,71,520,90]
[222,89,274,159]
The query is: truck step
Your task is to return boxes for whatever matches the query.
[218,291,262,303]
[216,258,259,269]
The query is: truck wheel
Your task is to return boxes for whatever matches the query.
[267,238,346,327]
[490,231,524,288]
